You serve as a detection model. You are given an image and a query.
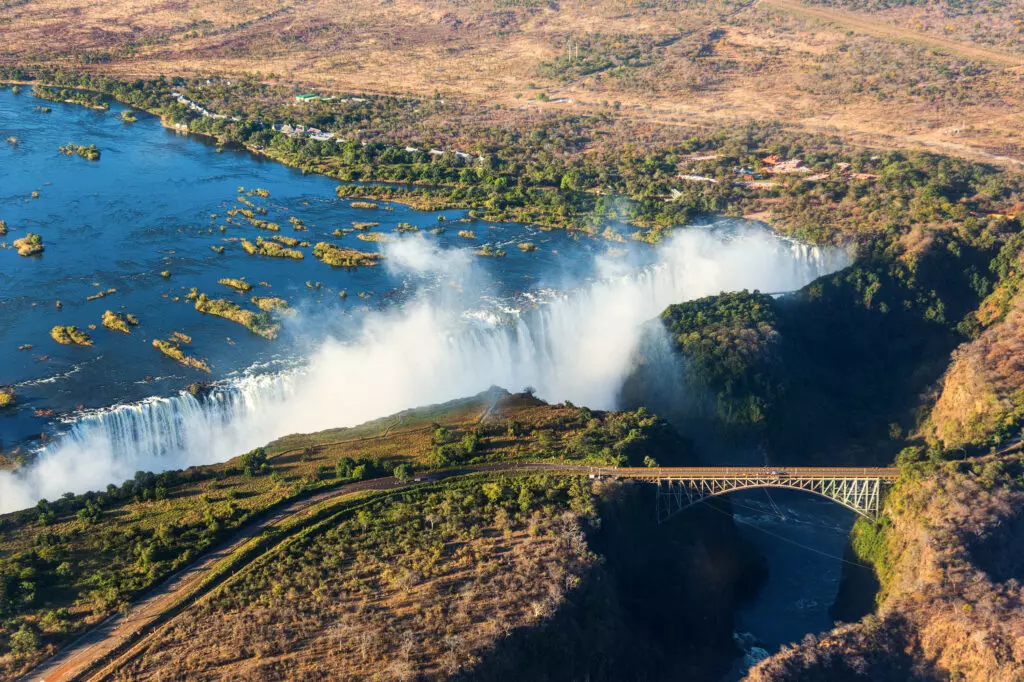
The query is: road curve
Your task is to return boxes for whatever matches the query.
[18,463,897,681]
[16,463,580,682]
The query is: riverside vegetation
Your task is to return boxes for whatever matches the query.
[3,0,1021,169]
[3,9,1024,675]
[0,392,697,679]
[189,291,280,340]
[2,69,1021,247]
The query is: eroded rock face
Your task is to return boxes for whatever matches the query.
[929,293,1024,451]
[747,456,1024,682]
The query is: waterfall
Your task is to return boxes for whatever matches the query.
[0,226,848,512]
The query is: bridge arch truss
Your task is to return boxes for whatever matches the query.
[654,473,887,523]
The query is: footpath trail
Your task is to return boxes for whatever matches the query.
[760,0,1023,67]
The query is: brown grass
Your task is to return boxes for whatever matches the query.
[110,499,594,681]
[1,0,1022,166]
[749,454,1024,682]
[929,293,1024,450]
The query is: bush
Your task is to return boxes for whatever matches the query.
[239,448,268,477]
[10,624,40,656]
[393,464,413,483]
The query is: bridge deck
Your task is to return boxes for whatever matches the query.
[611,467,899,480]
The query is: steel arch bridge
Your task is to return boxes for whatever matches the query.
[604,467,900,523]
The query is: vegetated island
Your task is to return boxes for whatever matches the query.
[50,325,92,346]
[85,288,116,302]
[101,310,137,334]
[312,242,382,268]
[58,143,100,161]
[226,206,278,232]
[0,386,15,408]
[475,244,506,258]
[152,338,210,373]
[190,290,280,339]
[240,236,304,260]
[99,309,137,333]
[251,296,292,314]
[12,233,43,256]
[217,277,252,293]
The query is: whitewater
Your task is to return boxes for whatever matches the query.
[0,226,848,512]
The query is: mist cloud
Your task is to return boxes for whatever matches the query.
[0,226,848,512]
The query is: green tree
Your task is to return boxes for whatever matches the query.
[461,430,480,455]
[517,485,534,513]
[239,447,268,477]
[10,624,40,656]
[393,463,413,483]
[483,482,506,504]
[336,457,355,479]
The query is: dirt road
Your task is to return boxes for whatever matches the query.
[760,0,1023,67]
[19,475,407,682]
[18,459,586,682]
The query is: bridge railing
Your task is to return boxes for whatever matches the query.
[610,467,900,480]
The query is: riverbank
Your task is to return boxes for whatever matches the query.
[3,84,672,455]
[748,455,1024,681]
[6,68,1020,252]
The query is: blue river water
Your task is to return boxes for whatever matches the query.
[0,84,861,668]
[0,86,654,448]
[723,490,858,677]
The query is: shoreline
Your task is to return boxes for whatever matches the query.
[1,79,784,245]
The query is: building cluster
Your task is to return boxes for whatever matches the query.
[172,91,486,162]
[273,123,336,142]
[670,154,885,198]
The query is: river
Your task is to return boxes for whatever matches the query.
[1,86,651,449]
[722,490,859,677]
[1,84,858,672]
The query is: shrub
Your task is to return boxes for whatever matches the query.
[239,448,268,477]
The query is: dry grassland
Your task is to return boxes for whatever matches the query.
[1,0,1022,165]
